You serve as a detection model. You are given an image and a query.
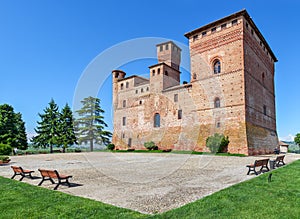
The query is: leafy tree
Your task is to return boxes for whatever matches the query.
[206,133,230,153]
[32,99,60,153]
[294,133,300,146]
[0,104,28,150]
[0,143,12,155]
[75,96,112,151]
[58,104,77,152]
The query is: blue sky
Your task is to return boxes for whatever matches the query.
[0,1,299,141]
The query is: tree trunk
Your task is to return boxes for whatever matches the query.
[90,139,94,151]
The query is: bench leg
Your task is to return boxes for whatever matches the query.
[11,173,17,179]
[19,174,25,181]
[54,183,60,190]
[38,178,45,186]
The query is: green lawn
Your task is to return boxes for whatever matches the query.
[1,160,299,218]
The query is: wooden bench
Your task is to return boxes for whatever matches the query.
[11,166,34,181]
[246,158,270,175]
[275,155,285,167]
[38,169,72,190]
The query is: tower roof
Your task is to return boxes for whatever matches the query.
[184,9,277,62]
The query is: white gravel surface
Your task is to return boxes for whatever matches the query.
[1,152,299,214]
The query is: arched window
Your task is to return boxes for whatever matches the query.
[154,113,160,127]
[213,60,221,74]
[214,97,220,108]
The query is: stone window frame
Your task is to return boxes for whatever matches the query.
[165,71,168,76]
[174,94,178,102]
[122,117,126,126]
[193,34,198,41]
[154,113,160,128]
[165,44,169,50]
[152,69,155,76]
[211,27,216,33]
[202,31,207,37]
[120,83,124,90]
[221,23,227,30]
[231,19,238,26]
[122,100,126,108]
[158,68,161,75]
[212,58,221,74]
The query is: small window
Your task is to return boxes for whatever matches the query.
[165,71,168,76]
[251,29,254,35]
[221,23,227,30]
[152,69,155,76]
[146,87,149,91]
[158,68,160,74]
[174,94,178,102]
[178,110,182,120]
[139,100,142,105]
[122,117,126,126]
[202,31,207,37]
[246,23,249,30]
[263,105,267,115]
[216,122,221,128]
[214,97,220,108]
[141,88,144,93]
[193,73,197,80]
[232,19,238,26]
[165,44,169,50]
[262,72,265,84]
[123,100,126,108]
[122,133,125,138]
[211,27,216,33]
[260,41,263,46]
[126,82,129,88]
[120,83,124,90]
[213,60,221,74]
[193,35,198,41]
[160,45,163,51]
[128,138,132,147]
[135,90,138,94]
[154,113,160,128]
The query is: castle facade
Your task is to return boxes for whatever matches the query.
[111,10,278,155]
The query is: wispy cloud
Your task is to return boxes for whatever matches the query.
[279,134,295,142]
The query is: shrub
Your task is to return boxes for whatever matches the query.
[206,133,229,153]
[0,144,12,155]
[75,148,82,153]
[0,156,10,162]
[144,141,157,150]
[107,143,115,150]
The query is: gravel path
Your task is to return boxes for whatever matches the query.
[1,152,299,214]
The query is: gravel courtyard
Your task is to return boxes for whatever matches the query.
[1,152,299,214]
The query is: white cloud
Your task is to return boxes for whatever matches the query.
[279,134,295,142]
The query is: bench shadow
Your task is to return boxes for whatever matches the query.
[68,182,83,188]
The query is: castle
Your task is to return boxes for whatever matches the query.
[111,9,278,155]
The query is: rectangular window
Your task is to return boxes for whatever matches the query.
[152,69,155,76]
[232,19,238,26]
[160,45,163,51]
[135,90,138,94]
[178,110,182,120]
[123,100,126,108]
[126,82,129,88]
[165,44,169,50]
[211,27,216,33]
[193,35,198,41]
[122,117,126,126]
[221,23,227,30]
[128,138,132,147]
[120,83,124,90]
[202,31,207,37]
[246,23,249,30]
[263,105,267,116]
[174,94,178,102]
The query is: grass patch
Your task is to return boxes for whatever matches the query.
[0,176,145,219]
[1,160,299,218]
[155,159,300,218]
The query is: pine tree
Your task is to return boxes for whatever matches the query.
[32,99,60,153]
[15,113,28,150]
[0,104,28,149]
[75,96,112,151]
[59,104,77,152]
